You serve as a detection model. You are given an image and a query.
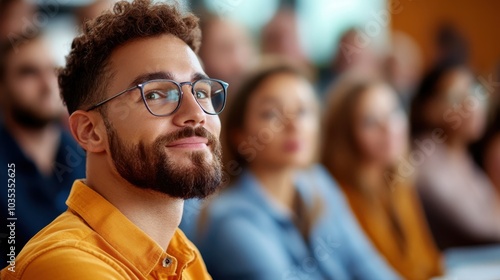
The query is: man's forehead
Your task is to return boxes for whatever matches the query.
[108,35,203,81]
[127,71,209,88]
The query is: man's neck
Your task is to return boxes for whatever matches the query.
[4,114,60,175]
[86,156,184,251]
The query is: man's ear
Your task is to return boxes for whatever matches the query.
[69,110,107,153]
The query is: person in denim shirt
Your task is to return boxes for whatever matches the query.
[182,63,400,279]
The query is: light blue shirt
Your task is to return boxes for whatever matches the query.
[181,165,400,280]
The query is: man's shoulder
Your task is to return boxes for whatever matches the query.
[1,245,127,280]
[1,211,124,279]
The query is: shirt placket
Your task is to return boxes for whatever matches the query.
[151,253,178,279]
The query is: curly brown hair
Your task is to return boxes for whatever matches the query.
[59,0,201,115]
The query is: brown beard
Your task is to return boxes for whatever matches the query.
[105,121,223,199]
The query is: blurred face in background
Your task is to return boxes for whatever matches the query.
[199,18,256,87]
[385,31,423,97]
[0,0,36,40]
[353,83,408,166]
[1,38,64,128]
[76,0,115,27]
[261,9,308,65]
[237,73,319,169]
[423,67,487,142]
[333,29,381,77]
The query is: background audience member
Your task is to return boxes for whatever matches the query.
[317,28,383,97]
[477,114,500,193]
[261,7,310,70]
[0,0,36,44]
[198,13,257,91]
[384,31,424,109]
[0,34,86,262]
[189,63,400,280]
[75,0,115,28]
[433,23,470,66]
[322,73,442,280]
[470,63,500,193]
[410,61,500,249]
[0,0,37,114]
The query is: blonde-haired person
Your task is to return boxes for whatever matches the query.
[321,73,443,280]
[186,62,400,280]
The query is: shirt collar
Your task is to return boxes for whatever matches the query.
[66,180,197,277]
[237,170,313,224]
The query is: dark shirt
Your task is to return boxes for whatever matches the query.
[0,125,86,264]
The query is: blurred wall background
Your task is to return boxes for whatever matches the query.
[390,0,500,74]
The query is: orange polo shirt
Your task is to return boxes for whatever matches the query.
[1,180,211,280]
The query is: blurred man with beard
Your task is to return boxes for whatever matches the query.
[1,1,226,279]
[0,33,86,264]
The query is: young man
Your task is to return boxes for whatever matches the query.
[1,0,227,279]
[0,33,85,263]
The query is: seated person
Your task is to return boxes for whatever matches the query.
[189,63,400,280]
[0,32,85,262]
[410,61,500,249]
[321,73,443,280]
[197,13,257,91]
[471,110,500,194]
[1,1,227,279]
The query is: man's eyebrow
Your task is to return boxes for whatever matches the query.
[128,71,175,87]
[192,72,210,81]
[128,71,210,88]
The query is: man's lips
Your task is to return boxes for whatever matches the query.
[166,137,209,149]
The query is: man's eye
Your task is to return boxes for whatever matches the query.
[196,90,210,99]
[145,90,180,103]
[145,91,164,100]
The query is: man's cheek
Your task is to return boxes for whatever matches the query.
[206,115,222,137]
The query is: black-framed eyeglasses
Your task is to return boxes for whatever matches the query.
[86,78,228,116]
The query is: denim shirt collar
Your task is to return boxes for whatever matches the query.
[237,170,314,225]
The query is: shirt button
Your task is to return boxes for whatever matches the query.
[162,257,172,267]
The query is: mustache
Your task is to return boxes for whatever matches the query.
[157,126,218,147]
